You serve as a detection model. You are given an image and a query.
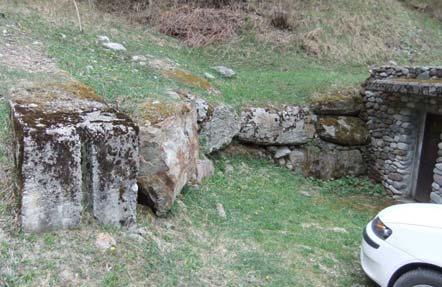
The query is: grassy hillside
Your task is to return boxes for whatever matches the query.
[1,0,441,108]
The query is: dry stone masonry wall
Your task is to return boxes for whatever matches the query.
[363,65,442,202]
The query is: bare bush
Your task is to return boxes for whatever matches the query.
[157,5,244,46]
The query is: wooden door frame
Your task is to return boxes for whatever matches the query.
[411,111,427,200]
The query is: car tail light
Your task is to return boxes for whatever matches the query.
[371,217,392,240]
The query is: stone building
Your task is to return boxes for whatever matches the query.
[363,66,442,203]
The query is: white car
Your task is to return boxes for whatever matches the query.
[361,203,442,287]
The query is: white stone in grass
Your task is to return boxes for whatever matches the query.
[97,35,110,42]
[102,42,126,52]
[216,203,227,219]
[204,72,216,80]
[132,55,147,62]
[212,66,236,78]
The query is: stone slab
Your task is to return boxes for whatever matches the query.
[10,82,139,232]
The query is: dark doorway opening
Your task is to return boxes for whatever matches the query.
[415,113,442,202]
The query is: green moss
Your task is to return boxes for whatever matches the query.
[162,70,212,91]
[135,99,190,125]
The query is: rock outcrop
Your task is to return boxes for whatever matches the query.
[238,106,314,145]
[199,104,240,154]
[136,99,199,216]
[10,82,139,233]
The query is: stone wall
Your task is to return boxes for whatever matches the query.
[363,65,442,200]
[191,91,369,180]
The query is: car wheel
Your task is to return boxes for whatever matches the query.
[393,268,442,287]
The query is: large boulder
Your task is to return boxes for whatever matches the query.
[10,82,139,233]
[136,99,199,216]
[315,116,369,146]
[291,146,365,180]
[311,92,363,116]
[199,104,240,154]
[237,106,315,145]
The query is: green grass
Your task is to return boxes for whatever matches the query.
[0,6,369,109]
[0,156,388,286]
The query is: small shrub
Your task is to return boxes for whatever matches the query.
[157,5,244,46]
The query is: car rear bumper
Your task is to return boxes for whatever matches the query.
[360,225,417,287]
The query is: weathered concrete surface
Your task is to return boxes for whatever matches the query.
[136,99,198,216]
[10,82,139,232]
[237,106,314,145]
[199,104,240,154]
[316,116,369,146]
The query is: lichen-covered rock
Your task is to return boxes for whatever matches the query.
[10,82,139,233]
[238,106,314,145]
[199,104,240,154]
[300,146,365,180]
[316,116,369,146]
[136,99,198,216]
[311,93,363,116]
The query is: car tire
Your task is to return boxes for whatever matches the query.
[393,268,442,287]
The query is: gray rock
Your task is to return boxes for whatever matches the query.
[274,147,291,159]
[204,72,216,80]
[316,116,369,146]
[97,35,110,42]
[288,149,306,172]
[95,233,116,251]
[417,71,430,80]
[431,192,442,204]
[212,66,235,78]
[216,203,227,219]
[136,99,199,216]
[132,55,147,62]
[312,95,363,116]
[194,98,209,123]
[238,106,314,145]
[301,147,365,180]
[10,82,139,233]
[200,105,240,154]
[193,155,215,184]
[102,42,126,52]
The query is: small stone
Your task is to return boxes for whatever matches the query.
[97,35,110,42]
[60,269,76,286]
[102,42,126,52]
[204,72,216,80]
[417,71,430,80]
[274,147,291,159]
[434,174,442,186]
[212,66,236,78]
[225,163,234,174]
[132,55,147,62]
[95,233,116,251]
[397,143,408,150]
[430,192,442,204]
[216,203,227,219]
[194,156,215,184]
